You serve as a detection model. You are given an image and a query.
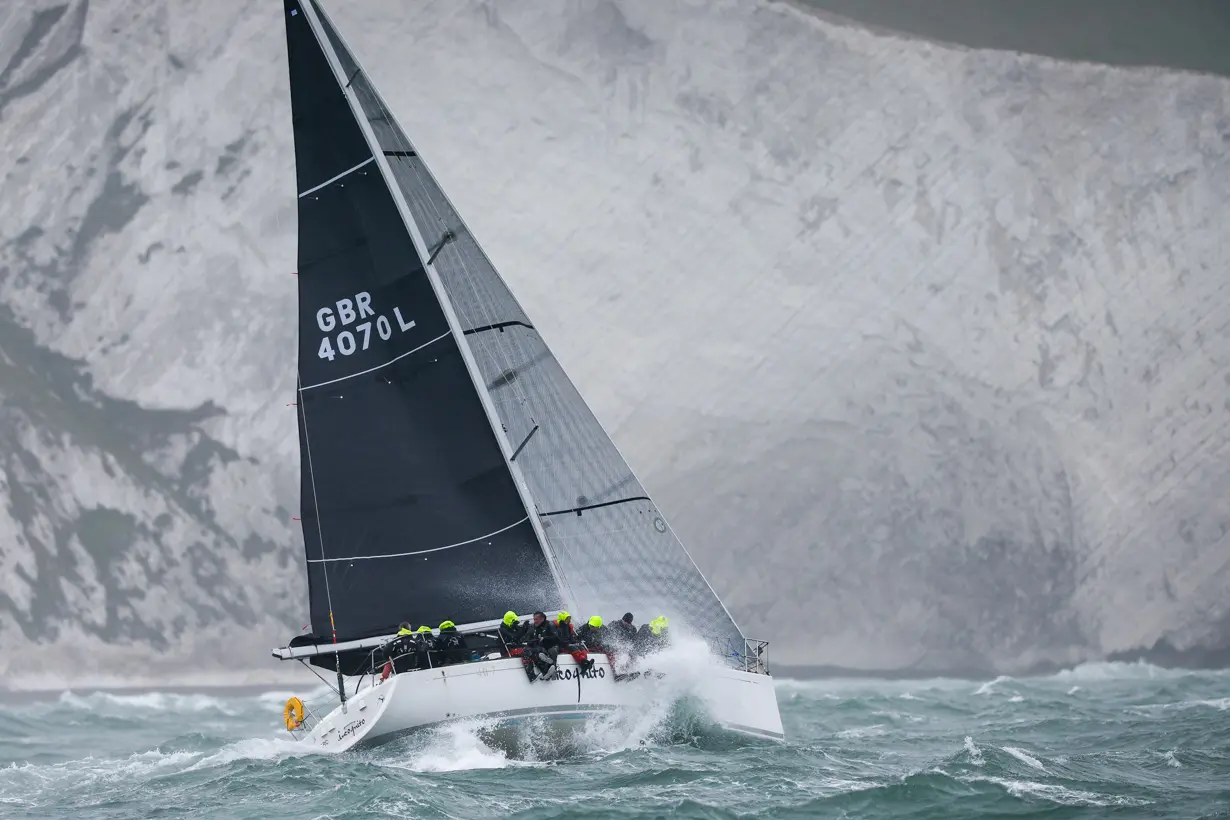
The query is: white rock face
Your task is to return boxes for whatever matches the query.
[0,0,1226,685]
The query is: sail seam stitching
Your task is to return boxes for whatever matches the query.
[298,156,374,198]
[306,516,529,562]
[299,331,449,390]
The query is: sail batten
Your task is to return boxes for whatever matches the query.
[305,516,531,564]
[298,330,449,391]
[298,156,375,198]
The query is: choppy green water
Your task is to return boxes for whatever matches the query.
[2,663,1227,819]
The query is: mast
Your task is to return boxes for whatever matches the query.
[293,0,576,613]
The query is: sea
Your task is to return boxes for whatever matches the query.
[1,662,1227,819]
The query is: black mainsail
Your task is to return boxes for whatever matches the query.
[280,0,745,665]
[285,0,562,649]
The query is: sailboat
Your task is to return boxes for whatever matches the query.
[270,0,783,751]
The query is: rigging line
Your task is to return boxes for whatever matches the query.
[297,658,341,698]
[298,156,374,198]
[296,372,339,643]
[306,516,529,563]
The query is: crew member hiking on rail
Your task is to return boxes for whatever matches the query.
[381,623,419,679]
[577,615,606,652]
[555,611,594,673]
[636,616,670,656]
[610,613,636,648]
[499,611,528,656]
[412,625,433,668]
[436,620,468,665]
[523,610,561,682]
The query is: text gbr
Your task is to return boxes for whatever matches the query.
[316,291,415,361]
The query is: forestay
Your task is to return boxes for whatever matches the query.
[285,0,562,646]
[307,2,745,652]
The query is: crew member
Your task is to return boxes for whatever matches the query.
[414,625,433,668]
[610,613,636,647]
[524,610,560,681]
[436,620,468,665]
[636,616,670,656]
[555,611,576,642]
[555,611,593,672]
[577,615,605,651]
[382,622,419,678]
[499,611,528,656]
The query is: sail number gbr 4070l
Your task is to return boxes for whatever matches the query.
[315,291,415,361]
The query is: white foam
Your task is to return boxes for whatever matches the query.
[963,736,984,766]
[1044,661,1194,683]
[1163,750,1182,768]
[56,690,237,714]
[1189,697,1230,711]
[1133,696,1230,713]
[835,724,887,739]
[974,676,1009,696]
[1002,746,1046,771]
[971,776,1152,807]
[186,736,316,771]
[386,721,516,773]
[0,747,201,790]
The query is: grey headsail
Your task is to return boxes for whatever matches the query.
[307,2,746,653]
[284,0,562,651]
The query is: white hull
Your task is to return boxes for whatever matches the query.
[298,653,783,752]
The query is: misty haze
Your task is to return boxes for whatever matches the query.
[0,1,1228,814]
